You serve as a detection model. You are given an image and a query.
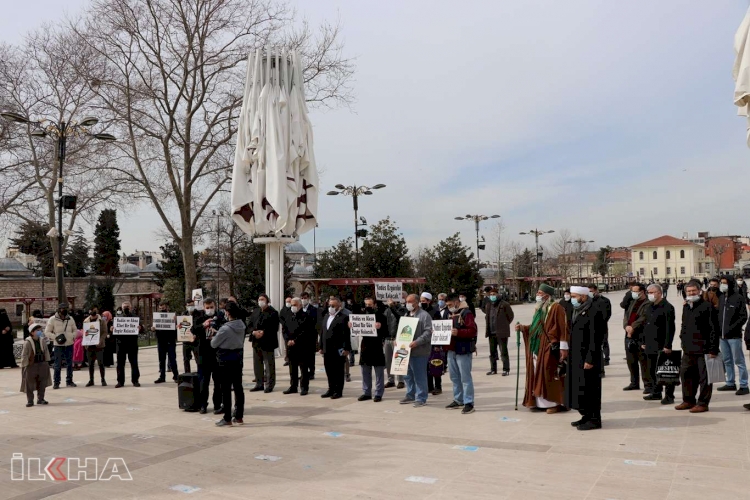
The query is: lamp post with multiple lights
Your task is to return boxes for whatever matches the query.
[454,214,500,261]
[567,238,595,283]
[519,229,555,278]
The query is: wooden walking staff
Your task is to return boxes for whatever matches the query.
[515,322,521,411]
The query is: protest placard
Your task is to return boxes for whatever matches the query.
[113,316,140,335]
[391,316,419,376]
[176,315,193,342]
[82,321,101,346]
[192,289,204,311]
[375,282,403,303]
[153,312,176,331]
[350,314,377,337]
[431,320,452,345]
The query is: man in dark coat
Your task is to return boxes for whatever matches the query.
[319,296,351,399]
[566,286,603,431]
[384,294,407,389]
[559,289,574,326]
[715,275,749,395]
[248,294,279,393]
[620,282,636,311]
[115,301,142,388]
[588,284,612,369]
[484,287,514,376]
[300,292,318,379]
[282,298,315,396]
[623,284,649,391]
[642,283,677,404]
[152,303,179,384]
[186,298,224,414]
[675,281,720,413]
[354,297,388,402]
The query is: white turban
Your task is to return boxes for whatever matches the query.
[420,292,433,301]
[570,286,589,295]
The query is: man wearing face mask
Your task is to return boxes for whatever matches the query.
[736,276,748,304]
[352,297,388,402]
[182,299,198,374]
[623,284,649,392]
[426,293,447,395]
[703,278,721,310]
[153,303,179,384]
[515,284,569,413]
[280,296,293,367]
[642,284,676,404]
[249,294,279,393]
[114,301,142,388]
[559,289,574,325]
[187,298,223,414]
[588,284,612,373]
[319,296,351,399]
[715,276,749,395]
[399,294,434,408]
[484,286,514,376]
[300,292,318,380]
[676,281,720,413]
[419,292,439,318]
[85,309,108,387]
[282,298,315,396]
[44,303,78,389]
[384,293,407,389]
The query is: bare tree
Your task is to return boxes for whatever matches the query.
[0,28,121,292]
[709,241,729,274]
[550,228,573,281]
[74,0,355,294]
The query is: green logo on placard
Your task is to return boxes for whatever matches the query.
[397,325,413,342]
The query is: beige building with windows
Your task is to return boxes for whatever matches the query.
[630,235,706,282]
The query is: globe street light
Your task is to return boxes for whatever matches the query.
[326,183,386,276]
[519,229,555,278]
[1,111,117,304]
[454,214,500,261]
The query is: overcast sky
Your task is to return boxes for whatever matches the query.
[4,0,750,260]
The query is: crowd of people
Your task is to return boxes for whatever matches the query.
[16,274,750,429]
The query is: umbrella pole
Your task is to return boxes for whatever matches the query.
[515,326,521,411]
[265,240,286,359]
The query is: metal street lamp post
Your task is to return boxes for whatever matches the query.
[454,214,500,261]
[1,111,116,304]
[566,238,594,284]
[520,229,555,278]
[326,183,386,276]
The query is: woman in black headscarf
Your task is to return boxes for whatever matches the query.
[0,309,18,368]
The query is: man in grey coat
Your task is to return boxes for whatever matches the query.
[398,294,433,408]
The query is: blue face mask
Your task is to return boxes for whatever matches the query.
[489,295,497,302]
[438,300,446,308]
[571,298,581,309]
[35,330,44,338]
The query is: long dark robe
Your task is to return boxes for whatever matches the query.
[565,299,603,414]
[0,312,17,368]
[520,301,568,407]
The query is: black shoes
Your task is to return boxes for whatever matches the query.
[661,396,675,405]
[603,359,610,366]
[446,401,463,409]
[199,407,208,414]
[502,370,510,376]
[358,394,372,402]
[133,382,141,387]
[571,418,586,427]
[622,385,639,391]
[374,396,382,402]
[115,383,124,388]
[717,384,737,392]
[486,371,497,376]
[397,382,405,389]
[67,382,77,388]
[577,420,602,431]
[331,393,342,400]
[642,389,651,395]
[86,380,94,387]
[263,387,273,394]
[345,374,352,383]
[283,387,298,395]
[736,387,749,396]
[37,399,48,405]
[101,380,107,386]
[249,386,264,392]
[384,381,396,388]
[26,402,33,407]
[461,404,475,414]
[154,378,166,384]
[643,393,662,401]
[53,384,60,390]
[321,391,333,398]
[300,389,309,396]
[213,406,224,415]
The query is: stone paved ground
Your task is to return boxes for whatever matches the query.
[0,291,748,499]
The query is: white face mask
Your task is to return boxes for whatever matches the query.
[328,306,337,316]
[285,302,292,308]
[686,295,700,303]
[290,306,299,314]
[631,292,640,300]
[588,291,594,298]
[535,296,543,303]
[719,284,729,293]
[258,300,267,308]
[187,306,195,313]
[459,297,466,302]
[647,294,656,302]
[448,306,458,313]
[302,299,309,307]
[405,303,415,312]
[738,280,744,284]
[205,308,215,316]
[563,294,571,301]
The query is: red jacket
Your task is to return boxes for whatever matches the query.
[447,309,477,354]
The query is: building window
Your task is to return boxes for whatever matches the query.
[666,250,671,259]
[639,251,644,260]
[653,267,658,276]
[666,267,671,276]
[680,250,685,259]
[639,268,645,276]
[652,251,657,259]
[680,266,686,275]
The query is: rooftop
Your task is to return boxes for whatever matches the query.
[631,235,701,248]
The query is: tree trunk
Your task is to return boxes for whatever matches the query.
[181,229,198,297]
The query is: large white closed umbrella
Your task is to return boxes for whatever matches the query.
[733,6,750,147]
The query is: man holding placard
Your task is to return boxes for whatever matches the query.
[153,303,179,384]
[351,297,388,402]
[83,309,107,387]
[444,294,479,414]
[114,301,142,388]
[398,294,433,408]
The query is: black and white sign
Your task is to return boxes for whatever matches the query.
[350,314,377,337]
[375,282,403,302]
[113,317,140,335]
[153,312,176,331]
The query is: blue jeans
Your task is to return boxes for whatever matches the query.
[720,338,748,388]
[361,365,385,398]
[448,350,474,405]
[404,356,428,403]
[53,345,74,386]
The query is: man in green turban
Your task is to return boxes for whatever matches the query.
[515,283,569,413]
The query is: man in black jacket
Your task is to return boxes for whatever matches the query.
[675,281,720,413]
[115,301,142,388]
[282,298,315,396]
[319,296,351,399]
[623,284,649,391]
[187,298,224,414]
[642,284,677,404]
[715,275,749,395]
[249,294,279,393]
[384,295,407,389]
[589,284,612,370]
[153,303,179,384]
[354,297,388,402]
[182,298,198,374]
[300,292,318,379]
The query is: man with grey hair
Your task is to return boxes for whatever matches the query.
[642,283,677,404]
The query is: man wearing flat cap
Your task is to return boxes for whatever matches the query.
[515,284,569,413]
